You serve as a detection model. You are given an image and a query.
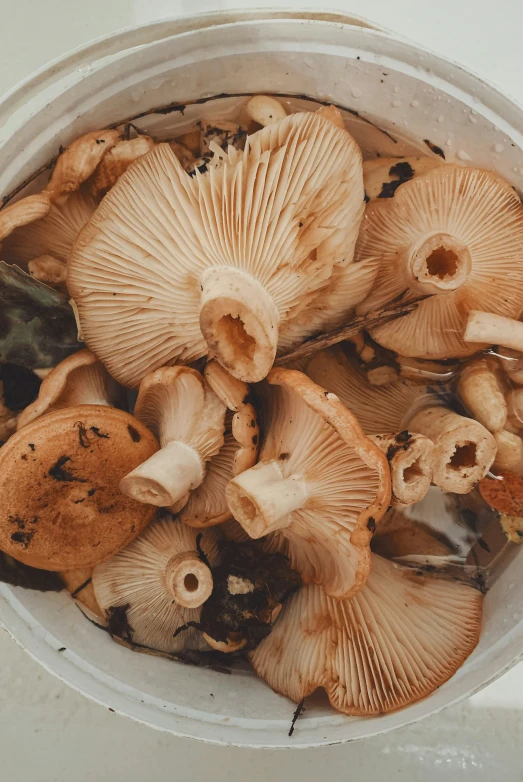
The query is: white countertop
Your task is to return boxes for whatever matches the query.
[1,1,523,779]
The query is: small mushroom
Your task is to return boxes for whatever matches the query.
[458,356,508,433]
[225,368,390,600]
[464,311,523,354]
[370,432,435,507]
[0,405,158,570]
[92,514,220,653]
[363,156,443,201]
[60,568,105,624]
[0,194,51,244]
[68,111,364,386]
[44,129,122,200]
[356,166,523,358]
[179,361,259,528]
[87,135,156,199]
[246,95,287,127]
[17,349,124,429]
[408,406,496,494]
[120,367,226,509]
[250,554,483,716]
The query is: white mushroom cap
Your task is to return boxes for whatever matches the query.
[17,349,124,429]
[226,368,390,600]
[250,554,482,716]
[93,515,220,653]
[355,165,523,358]
[68,111,363,386]
[120,366,226,508]
[180,362,259,528]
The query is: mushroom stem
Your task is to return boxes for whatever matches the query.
[199,267,280,383]
[407,406,496,494]
[226,460,309,538]
[493,430,523,475]
[120,440,204,507]
[404,232,471,295]
[165,551,213,609]
[458,357,507,433]
[370,433,435,507]
[464,311,523,352]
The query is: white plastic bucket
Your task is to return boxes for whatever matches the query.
[1,9,523,749]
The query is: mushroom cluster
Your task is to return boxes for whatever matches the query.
[7,90,523,724]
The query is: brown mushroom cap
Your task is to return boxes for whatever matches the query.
[0,405,158,570]
[120,366,226,509]
[17,349,124,430]
[68,111,363,386]
[225,368,390,599]
[355,165,523,358]
[250,553,482,716]
[92,514,220,653]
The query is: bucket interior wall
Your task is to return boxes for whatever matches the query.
[1,16,523,748]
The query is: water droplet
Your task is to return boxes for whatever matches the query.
[410,100,419,108]
[351,87,362,98]
[494,143,504,153]
[391,99,402,108]
[469,115,478,124]
[446,139,453,147]
[457,149,472,161]
[519,168,523,175]
[393,85,401,94]
[437,115,444,123]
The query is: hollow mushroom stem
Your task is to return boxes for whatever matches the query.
[120,440,204,507]
[226,460,309,538]
[164,551,213,609]
[407,407,496,494]
[403,232,472,295]
[199,267,280,383]
[464,311,523,352]
[370,433,435,507]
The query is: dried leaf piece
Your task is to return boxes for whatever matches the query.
[0,262,83,369]
[250,554,483,716]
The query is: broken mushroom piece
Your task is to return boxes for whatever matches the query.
[458,356,508,433]
[250,554,482,716]
[60,568,105,624]
[356,166,523,358]
[17,349,125,429]
[0,193,51,243]
[226,368,390,600]
[120,367,226,510]
[179,361,259,528]
[92,515,220,653]
[370,432,435,507]
[408,406,496,494]
[0,405,158,570]
[363,156,443,201]
[68,110,364,386]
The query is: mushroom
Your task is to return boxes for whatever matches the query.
[250,553,483,716]
[44,129,122,201]
[92,514,220,653]
[68,110,364,386]
[369,432,435,507]
[225,368,391,600]
[458,355,508,433]
[363,156,443,201]
[120,367,226,510]
[60,568,105,624]
[464,311,523,354]
[17,349,125,430]
[479,470,523,542]
[491,429,523,474]
[355,166,523,358]
[0,405,158,570]
[27,255,67,291]
[246,95,287,127]
[408,406,496,493]
[0,194,51,244]
[308,347,497,494]
[179,361,259,528]
[87,135,156,199]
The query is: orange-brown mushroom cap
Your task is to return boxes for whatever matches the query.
[250,554,482,716]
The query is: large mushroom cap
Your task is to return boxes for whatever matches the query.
[92,515,220,653]
[355,165,523,358]
[225,368,390,599]
[179,361,259,528]
[250,554,482,716]
[0,405,158,570]
[120,366,226,509]
[17,348,124,429]
[68,111,363,386]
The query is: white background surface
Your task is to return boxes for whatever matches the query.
[1,1,523,779]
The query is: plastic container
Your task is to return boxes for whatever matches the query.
[1,9,523,748]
